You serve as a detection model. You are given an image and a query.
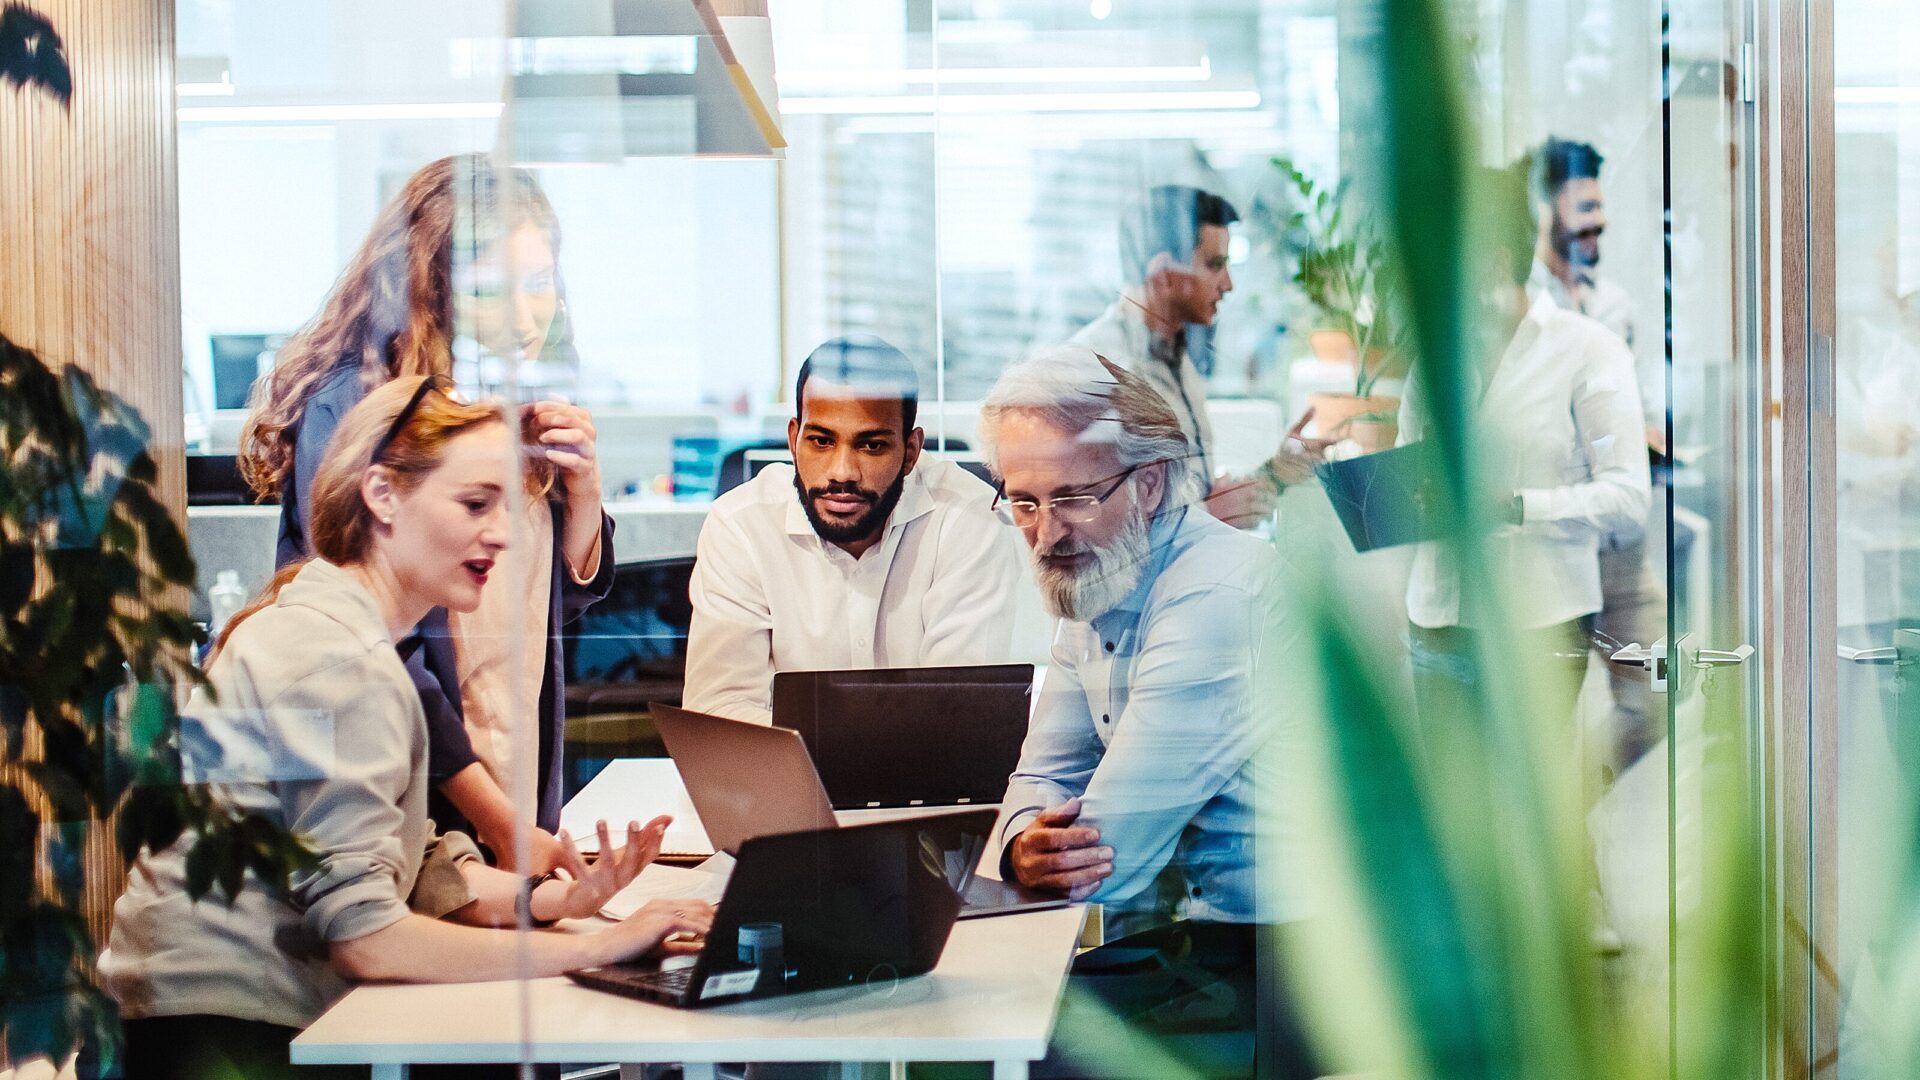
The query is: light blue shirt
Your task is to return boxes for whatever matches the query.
[995,508,1299,925]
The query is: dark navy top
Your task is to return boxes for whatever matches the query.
[274,364,615,833]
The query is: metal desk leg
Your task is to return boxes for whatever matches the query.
[889,1062,907,1080]
[371,1066,406,1080]
[992,1062,1029,1080]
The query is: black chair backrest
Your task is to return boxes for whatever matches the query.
[564,556,696,690]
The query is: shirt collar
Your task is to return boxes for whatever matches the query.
[1114,293,1184,368]
[1087,506,1189,640]
[1527,257,1596,307]
[782,461,937,544]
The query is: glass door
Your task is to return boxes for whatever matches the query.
[1819,0,1920,1073]
[1660,0,1771,1070]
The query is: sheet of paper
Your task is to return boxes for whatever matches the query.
[561,758,713,857]
[599,853,735,920]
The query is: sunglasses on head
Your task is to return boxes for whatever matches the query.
[370,376,456,465]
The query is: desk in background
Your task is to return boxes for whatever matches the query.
[185,498,711,620]
[291,904,1086,1080]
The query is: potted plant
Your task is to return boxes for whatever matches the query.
[0,334,312,1075]
[1269,158,1409,454]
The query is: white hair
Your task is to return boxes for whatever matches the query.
[977,344,1199,507]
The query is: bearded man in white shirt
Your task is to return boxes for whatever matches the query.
[1401,162,1652,735]
[684,336,1021,725]
[1527,136,1667,774]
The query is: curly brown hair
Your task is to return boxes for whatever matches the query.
[237,154,565,499]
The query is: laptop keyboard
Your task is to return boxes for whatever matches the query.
[572,962,693,1001]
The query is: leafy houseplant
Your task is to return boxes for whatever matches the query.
[0,334,313,1074]
[1270,157,1409,453]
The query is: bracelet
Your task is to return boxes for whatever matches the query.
[517,870,560,928]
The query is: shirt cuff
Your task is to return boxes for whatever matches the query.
[567,528,604,587]
[1517,488,1551,524]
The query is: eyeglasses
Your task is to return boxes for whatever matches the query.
[369,376,448,465]
[992,465,1142,527]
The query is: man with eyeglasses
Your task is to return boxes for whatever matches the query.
[981,344,1299,928]
[978,344,1315,1080]
[684,336,1021,725]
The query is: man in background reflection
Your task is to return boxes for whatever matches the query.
[1074,185,1326,530]
[1401,160,1651,742]
[684,336,1020,725]
[1530,136,1666,773]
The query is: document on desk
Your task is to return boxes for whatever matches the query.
[599,853,734,920]
[562,758,713,857]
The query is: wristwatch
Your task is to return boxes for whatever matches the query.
[518,870,560,927]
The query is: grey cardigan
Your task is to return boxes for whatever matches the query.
[101,560,470,1028]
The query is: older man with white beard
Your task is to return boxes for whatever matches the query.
[979,347,1319,1080]
[981,345,1299,933]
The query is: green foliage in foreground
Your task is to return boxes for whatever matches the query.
[0,334,315,1073]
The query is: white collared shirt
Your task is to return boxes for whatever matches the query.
[1072,298,1218,489]
[1399,293,1652,630]
[684,456,1024,724]
[1528,259,1660,425]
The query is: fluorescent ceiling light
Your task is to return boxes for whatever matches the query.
[178,102,505,123]
[838,108,1272,138]
[782,89,1258,115]
[508,35,697,76]
[1836,86,1920,105]
[777,59,1210,90]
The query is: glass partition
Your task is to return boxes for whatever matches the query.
[132,0,1787,1075]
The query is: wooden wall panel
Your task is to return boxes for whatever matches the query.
[0,0,182,949]
[0,0,182,511]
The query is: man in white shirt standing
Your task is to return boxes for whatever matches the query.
[1074,185,1325,530]
[1401,162,1651,733]
[684,336,1021,725]
[1527,136,1666,772]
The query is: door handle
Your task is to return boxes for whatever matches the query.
[1839,645,1900,664]
[1697,644,1755,666]
[1606,637,1668,693]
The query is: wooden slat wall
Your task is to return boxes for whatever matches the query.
[0,0,182,947]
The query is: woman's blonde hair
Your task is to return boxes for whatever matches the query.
[212,377,507,660]
[237,153,567,499]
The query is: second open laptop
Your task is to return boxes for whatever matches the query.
[567,811,989,1008]
[770,663,1035,810]
[649,702,1066,919]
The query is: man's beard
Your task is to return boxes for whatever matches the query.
[1027,494,1153,622]
[794,467,908,547]
[1552,220,1602,271]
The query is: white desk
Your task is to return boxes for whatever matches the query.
[291,904,1086,1080]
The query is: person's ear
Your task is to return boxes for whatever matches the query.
[1144,250,1184,293]
[902,427,925,474]
[361,465,400,529]
[787,416,801,460]
[1137,460,1168,515]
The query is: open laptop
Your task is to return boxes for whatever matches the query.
[567,812,987,1008]
[771,663,1035,809]
[650,703,1066,919]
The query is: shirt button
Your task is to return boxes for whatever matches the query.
[1100,714,1110,725]
[1191,886,1204,898]
[1104,641,1115,653]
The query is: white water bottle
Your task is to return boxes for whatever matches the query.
[208,570,247,637]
